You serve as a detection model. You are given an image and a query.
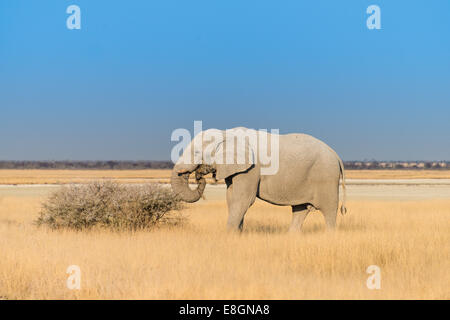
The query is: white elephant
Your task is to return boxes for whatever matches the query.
[171,127,346,232]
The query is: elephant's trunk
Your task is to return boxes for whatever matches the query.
[170,168,206,203]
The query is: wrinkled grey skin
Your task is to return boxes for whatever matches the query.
[171,127,347,232]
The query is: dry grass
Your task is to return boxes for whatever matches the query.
[0,169,172,185]
[1,169,450,185]
[0,186,448,299]
[346,170,450,180]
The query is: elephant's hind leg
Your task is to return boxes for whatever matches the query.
[320,203,338,230]
[289,204,314,233]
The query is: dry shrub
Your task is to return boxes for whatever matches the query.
[36,181,184,230]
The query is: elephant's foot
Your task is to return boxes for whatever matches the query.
[226,216,244,233]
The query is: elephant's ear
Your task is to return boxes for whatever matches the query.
[213,132,256,180]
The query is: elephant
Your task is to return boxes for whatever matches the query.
[171,127,347,232]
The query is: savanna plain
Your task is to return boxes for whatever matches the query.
[0,170,449,299]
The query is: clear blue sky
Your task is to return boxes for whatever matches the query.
[1,0,449,161]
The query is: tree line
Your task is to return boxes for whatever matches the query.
[0,161,174,170]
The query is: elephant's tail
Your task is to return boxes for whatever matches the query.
[338,157,348,215]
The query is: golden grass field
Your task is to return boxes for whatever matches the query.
[2,169,450,185]
[0,170,449,299]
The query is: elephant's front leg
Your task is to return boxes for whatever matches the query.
[225,170,258,232]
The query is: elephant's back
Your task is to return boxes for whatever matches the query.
[280,133,337,162]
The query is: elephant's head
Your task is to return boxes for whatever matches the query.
[171,128,256,203]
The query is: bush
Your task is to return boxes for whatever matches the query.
[36,181,184,230]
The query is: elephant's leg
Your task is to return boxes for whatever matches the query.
[225,170,258,232]
[289,204,313,233]
[320,203,338,230]
[316,184,340,230]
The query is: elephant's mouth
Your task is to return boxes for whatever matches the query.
[170,165,215,203]
[195,164,215,180]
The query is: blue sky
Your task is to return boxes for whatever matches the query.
[1,0,449,161]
